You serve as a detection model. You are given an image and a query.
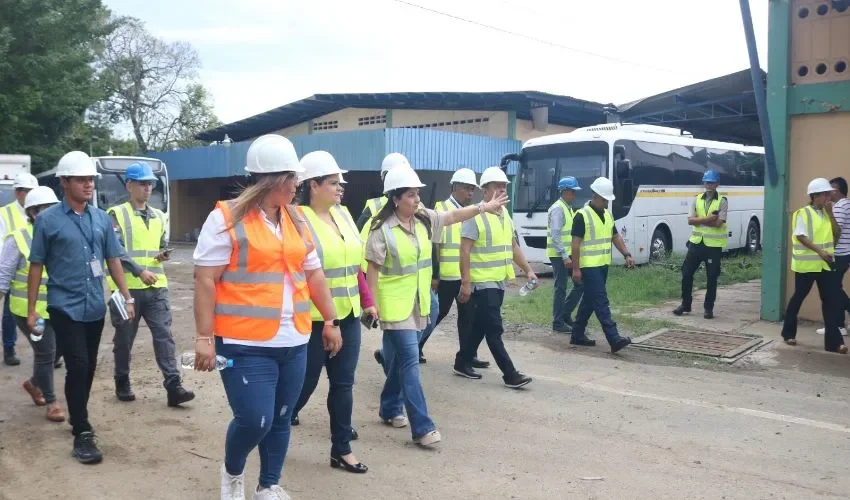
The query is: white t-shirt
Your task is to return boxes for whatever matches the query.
[193,208,321,347]
[834,198,850,256]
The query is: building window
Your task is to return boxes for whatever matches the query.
[313,120,338,131]
[358,114,387,126]
[404,117,490,129]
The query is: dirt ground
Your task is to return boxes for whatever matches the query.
[2,247,850,500]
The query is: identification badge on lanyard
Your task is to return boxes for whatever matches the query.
[90,258,104,278]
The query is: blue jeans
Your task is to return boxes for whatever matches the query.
[550,257,583,327]
[380,329,436,439]
[418,290,439,348]
[571,266,624,345]
[2,292,16,350]
[217,338,307,489]
[292,314,361,456]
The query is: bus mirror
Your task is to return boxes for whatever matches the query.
[613,145,626,159]
[615,159,631,179]
[499,153,520,170]
[98,192,107,206]
[621,179,634,205]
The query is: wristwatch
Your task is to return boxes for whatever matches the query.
[325,319,340,327]
[125,297,135,305]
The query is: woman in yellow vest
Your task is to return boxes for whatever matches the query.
[782,178,846,353]
[364,164,507,447]
[193,135,341,500]
[290,151,377,474]
[0,186,65,422]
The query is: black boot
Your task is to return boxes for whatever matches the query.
[672,305,691,316]
[3,348,20,366]
[115,376,135,402]
[167,385,195,407]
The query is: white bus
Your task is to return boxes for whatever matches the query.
[0,154,32,206]
[503,123,765,265]
[36,156,171,241]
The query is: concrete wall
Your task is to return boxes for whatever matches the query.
[310,108,387,133]
[786,113,850,320]
[393,109,509,138]
[169,178,243,241]
[515,119,576,142]
[275,122,310,137]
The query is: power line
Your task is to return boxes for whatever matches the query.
[390,0,690,76]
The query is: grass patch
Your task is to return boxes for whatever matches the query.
[503,252,762,334]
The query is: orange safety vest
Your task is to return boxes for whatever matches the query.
[214,201,315,340]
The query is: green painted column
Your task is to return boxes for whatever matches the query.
[761,0,791,321]
[507,110,517,140]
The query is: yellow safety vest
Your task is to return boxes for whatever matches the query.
[689,194,728,249]
[0,202,26,237]
[469,209,515,283]
[9,226,49,319]
[435,199,461,279]
[302,205,362,321]
[791,205,833,273]
[365,196,387,217]
[106,202,168,290]
[360,198,425,273]
[577,206,614,268]
[546,199,574,258]
[375,220,432,323]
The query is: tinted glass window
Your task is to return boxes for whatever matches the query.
[516,141,608,212]
[0,185,15,207]
[96,172,167,211]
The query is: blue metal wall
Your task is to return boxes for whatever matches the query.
[148,129,522,181]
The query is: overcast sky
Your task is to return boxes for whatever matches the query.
[103,0,769,125]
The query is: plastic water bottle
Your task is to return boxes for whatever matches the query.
[30,318,45,342]
[180,352,233,371]
[518,279,539,297]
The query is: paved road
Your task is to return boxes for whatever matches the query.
[1,248,849,499]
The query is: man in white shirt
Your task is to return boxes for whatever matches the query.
[819,177,850,336]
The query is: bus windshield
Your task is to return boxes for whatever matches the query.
[515,141,609,212]
[0,184,16,207]
[96,172,168,211]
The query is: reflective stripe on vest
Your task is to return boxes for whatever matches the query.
[1,202,26,237]
[435,199,461,279]
[301,205,362,321]
[689,194,728,249]
[9,226,49,319]
[791,205,833,273]
[546,199,574,258]
[106,202,168,290]
[578,206,614,268]
[214,202,314,340]
[470,209,515,283]
[376,220,432,323]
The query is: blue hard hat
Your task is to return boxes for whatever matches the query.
[702,169,720,183]
[558,176,582,191]
[125,162,158,183]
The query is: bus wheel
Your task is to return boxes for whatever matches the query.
[650,227,671,261]
[746,218,761,254]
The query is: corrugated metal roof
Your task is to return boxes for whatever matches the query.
[148,129,522,181]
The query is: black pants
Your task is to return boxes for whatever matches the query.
[48,307,105,436]
[681,242,723,311]
[550,257,583,327]
[781,270,844,352]
[455,288,516,377]
[432,280,474,351]
[835,254,850,327]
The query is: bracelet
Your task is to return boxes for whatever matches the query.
[125,297,135,304]
[195,337,213,344]
[477,201,484,214]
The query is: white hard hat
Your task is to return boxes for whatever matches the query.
[300,151,348,184]
[13,173,38,190]
[590,177,616,201]
[24,186,59,210]
[381,153,411,177]
[55,151,99,178]
[807,177,834,195]
[478,167,510,188]
[383,165,425,194]
[450,168,477,186]
[245,134,304,174]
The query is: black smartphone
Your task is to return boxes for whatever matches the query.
[361,314,378,330]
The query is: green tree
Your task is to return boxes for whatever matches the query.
[0,0,113,172]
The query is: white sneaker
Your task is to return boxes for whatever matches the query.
[414,430,442,447]
[383,415,408,428]
[254,485,291,500]
[816,327,848,336]
[221,464,246,500]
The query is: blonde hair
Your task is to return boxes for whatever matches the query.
[225,172,297,229]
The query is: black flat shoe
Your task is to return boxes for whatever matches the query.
[471,358,490,369]
[330,454,368,474]
[351,427,359,440]
[291,415,299,426]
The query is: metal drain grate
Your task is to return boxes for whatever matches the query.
[632,328,762,358]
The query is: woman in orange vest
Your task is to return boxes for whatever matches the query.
[193,135,341,500]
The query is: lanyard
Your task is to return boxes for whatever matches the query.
[67,209,96,258]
